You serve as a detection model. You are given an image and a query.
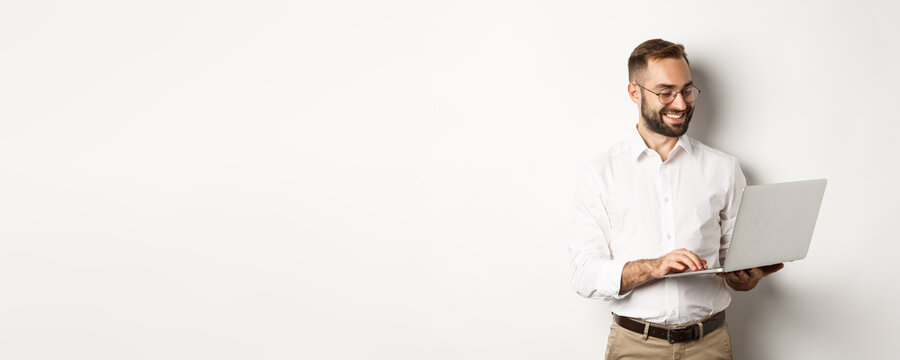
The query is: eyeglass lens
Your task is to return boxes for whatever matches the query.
[659,87,699,104]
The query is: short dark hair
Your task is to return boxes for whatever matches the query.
[628,39,690,82]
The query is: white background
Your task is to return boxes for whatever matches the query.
[1,1,897,359]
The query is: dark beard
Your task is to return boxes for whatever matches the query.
[640,95,693,137]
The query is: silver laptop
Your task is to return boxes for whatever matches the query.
[664,179,827,278]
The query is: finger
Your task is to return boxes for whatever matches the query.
[680,254,703,271]
[761,263,785,274]
[675,249,704,271]
[672,255,697,271]
[682,249,705,270]
[663,255,688,272]
[720,272,736,281]
[748,268,764,280]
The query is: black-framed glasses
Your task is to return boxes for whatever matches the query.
[633,83,701,105]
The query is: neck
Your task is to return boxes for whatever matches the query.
[636,122,679,162]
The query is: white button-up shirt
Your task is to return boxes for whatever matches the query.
[570,125,746,325]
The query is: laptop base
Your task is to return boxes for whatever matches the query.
[663,268,725,278]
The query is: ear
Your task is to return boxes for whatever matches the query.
[628,82,641,105]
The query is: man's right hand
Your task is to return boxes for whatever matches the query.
[649,248,708,278]
[619,248,708,295]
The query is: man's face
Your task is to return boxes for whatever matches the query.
[637,57,694,137]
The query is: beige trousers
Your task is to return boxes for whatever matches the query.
[605,321,733,360]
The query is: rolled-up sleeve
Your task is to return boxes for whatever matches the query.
[569,164,630,300]
[718,158,747,263]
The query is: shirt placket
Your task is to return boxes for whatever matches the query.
[658,160,679,324]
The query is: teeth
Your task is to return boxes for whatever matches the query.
[666,113,683,119]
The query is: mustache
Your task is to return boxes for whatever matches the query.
[660,107,692,114]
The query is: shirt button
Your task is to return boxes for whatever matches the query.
[664,197,669,202]
[666,234,672,239]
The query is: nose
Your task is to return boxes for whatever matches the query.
[668,92,688,110]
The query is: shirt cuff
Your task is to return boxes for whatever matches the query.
[603,259,632,300]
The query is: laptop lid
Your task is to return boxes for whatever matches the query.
[720,178,827,272]
[663,178,827,278]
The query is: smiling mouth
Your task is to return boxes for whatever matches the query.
[664,112,685,121]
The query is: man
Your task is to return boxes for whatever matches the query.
[569,39,783,359]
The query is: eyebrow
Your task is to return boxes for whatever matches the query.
[655,81,694,90]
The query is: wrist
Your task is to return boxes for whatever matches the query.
[647,257,662,279]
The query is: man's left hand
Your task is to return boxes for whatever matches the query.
[716,263,784,291]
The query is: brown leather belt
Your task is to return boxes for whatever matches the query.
[612,311,725,344]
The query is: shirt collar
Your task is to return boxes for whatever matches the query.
[629,124,694,160]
